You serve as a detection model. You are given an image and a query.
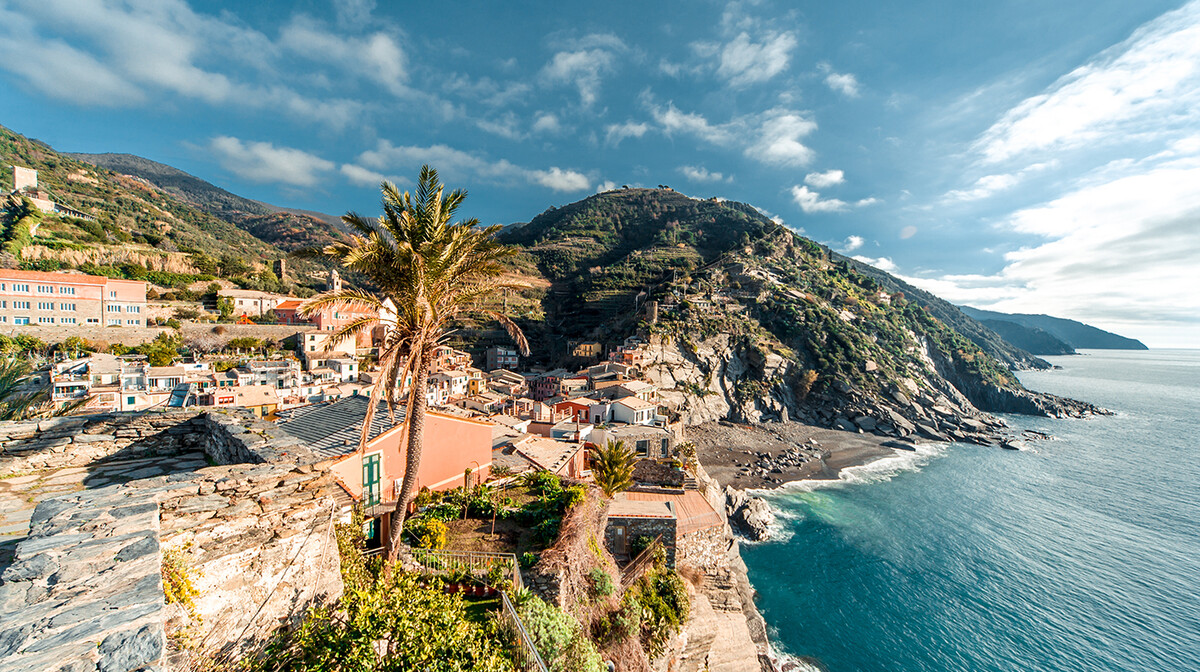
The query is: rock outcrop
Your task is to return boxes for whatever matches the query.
[724,487,775,542]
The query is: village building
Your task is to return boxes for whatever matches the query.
[511,435,587,479]
[277,396,493,542]
[485,345,520,371]
[0,269,145,327]
[611,396,658,425]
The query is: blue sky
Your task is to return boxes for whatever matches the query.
[1,0,1198,347]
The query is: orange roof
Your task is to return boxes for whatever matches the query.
[0,269,109,285]
[275,299,303,311]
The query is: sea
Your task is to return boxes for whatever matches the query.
[742,349,1200,672]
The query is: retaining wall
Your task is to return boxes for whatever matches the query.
[0,409,343,672]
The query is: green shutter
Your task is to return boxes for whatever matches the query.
[362,454,381,507]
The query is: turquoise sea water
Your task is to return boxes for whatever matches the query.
[742,350,1200,672]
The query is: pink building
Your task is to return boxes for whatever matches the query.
[0,269,145,327]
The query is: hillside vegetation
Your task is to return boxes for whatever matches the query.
[0,126,329,294]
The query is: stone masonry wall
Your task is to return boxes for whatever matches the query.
[605,516,678,568]
[0,409,342,672]
[675,525,727,570]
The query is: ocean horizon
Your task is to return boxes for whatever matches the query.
[743,349,1200,672]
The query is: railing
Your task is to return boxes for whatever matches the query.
[620,535,663,589]
[408,548,524,592]
[499,590,549,672]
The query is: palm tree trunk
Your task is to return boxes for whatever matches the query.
[386,351,432,560]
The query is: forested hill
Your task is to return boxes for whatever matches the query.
[0,124,328,294]
[67,152,350,252]
[499,187,1101,419]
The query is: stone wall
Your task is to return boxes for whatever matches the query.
[605,516,678,568]
[675,525,727,570]
[0,409,343,672]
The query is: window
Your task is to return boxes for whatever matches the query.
[109,291,116,298]
[0,316,6,323]
[636,439,649,456]
[126,319,138,325]
[661,438,670,457]
[126,305,140,313]
[108,318,121,325]
[127,396,136,406]
[362,453,382,507]
[37,285,53,293]
[60,303,75,311]
[107,305,121,312]
[61,317,76,324]
[38,317,54,324]
[13,317,28,325]
[59,286,75,295]
[37,302,52,310]
[13,284,28,292]
[86,318,99,324]
[0,301,5,308]
[0,283,5,291]
[14,301,28,310]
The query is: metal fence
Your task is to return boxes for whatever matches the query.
[499,590,550,672]
[408,548,524,592]
[620,535,663,589]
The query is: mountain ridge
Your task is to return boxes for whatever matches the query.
[959,306,1148,350]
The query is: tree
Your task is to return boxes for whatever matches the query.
[297,166,529,559]
[217,297,234,320]
[592,440,636,497]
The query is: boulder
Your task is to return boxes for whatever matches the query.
[724,487,775,541]
[853,416,877,431]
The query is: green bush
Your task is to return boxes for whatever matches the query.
[628,569,690,658]
[588,567,614,597]
[516,595,604,672]
[519,551,539,568]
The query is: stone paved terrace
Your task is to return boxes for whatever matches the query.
[0,409,344,672]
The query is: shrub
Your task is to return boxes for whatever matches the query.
[421,502,463,521]
[404,517,447,549]
[558,484,586,510]
[629,569,690,658]
[517,595,605,672]
[519,551,540,568]
[521,470,562,497]
[588,567,614,597]
[628,535,656,559]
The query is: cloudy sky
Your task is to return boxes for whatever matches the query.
[1,0,1197,347]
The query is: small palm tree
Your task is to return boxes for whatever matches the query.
[297,165,528,558]
[0,356,63,420]
[593,440,636,497]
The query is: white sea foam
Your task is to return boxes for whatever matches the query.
[774,442,949,493]
[766,642,826,672]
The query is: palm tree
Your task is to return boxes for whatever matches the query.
[0,356,49,420]
[297,165,528,558]
[593,440,636,498]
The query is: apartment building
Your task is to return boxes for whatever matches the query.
[0,270,146,327]
[218,289,290,318]
[486,345,519,372]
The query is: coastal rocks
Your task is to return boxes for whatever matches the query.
[725,487,774,541]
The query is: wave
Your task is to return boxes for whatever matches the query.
[784,441,949,492]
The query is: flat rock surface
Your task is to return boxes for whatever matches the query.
[691,421,900,490]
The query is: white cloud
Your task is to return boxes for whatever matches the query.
[819,63,861,98]
[530,167,591,192]
[804,169,845,188]
[855,197,881,207]
[279,16,407,97]
[532,112,562,134]
[899,225,918,239]
[679,166,729,183]
[942,161,1058,202]
[333,0,375,28]
[842,235,864,251]
[791,185,847,213]
[974,2,1200,163]
[650,103,733,145]
[906,157,1200,347]
[208,136,334,187]
[540,34,625,107]
[597,180,619,193]
[340,163,385,187]
[475,112,525,140]
[852,255,896,271]
[749,109,817,166]
[356,141,590,192]
[0,1,371,128]
[605,121,650,146]
[702,31,798,87]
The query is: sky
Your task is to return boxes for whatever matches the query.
[0,0,1198,348]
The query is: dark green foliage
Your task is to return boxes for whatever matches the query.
[592,440,635,497]
[513,592,605,672]
[588,567,614,597]
[627,568,690,658]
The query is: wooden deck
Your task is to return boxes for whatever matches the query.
[622,490,723,535]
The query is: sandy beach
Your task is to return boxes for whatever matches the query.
[689,420,903,490]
